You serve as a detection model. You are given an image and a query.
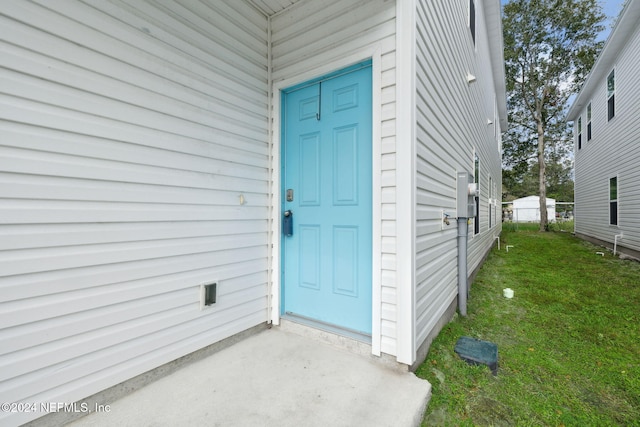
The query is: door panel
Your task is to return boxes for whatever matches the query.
[282,63,372,334]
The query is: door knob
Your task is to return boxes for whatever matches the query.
[283,210,293,236]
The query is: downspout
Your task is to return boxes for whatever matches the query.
[456,172,476,317]
[614,233,623,256]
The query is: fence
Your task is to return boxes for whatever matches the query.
[502,202,574,223]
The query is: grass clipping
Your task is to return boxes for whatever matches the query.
[416,226,640,426]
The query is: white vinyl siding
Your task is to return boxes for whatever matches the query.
[270,0,397,356]
[414,0,503,347]
[574,19,640,254]
[0,1,269,425]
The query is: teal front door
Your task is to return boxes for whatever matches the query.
[282,62,372,335]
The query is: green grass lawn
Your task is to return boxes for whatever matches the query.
[416,224,640,426]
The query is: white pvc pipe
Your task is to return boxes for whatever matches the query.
[614,233,623,256]
[457,218,468,317]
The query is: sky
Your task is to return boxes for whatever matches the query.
[500,0,626,41]
[599,0,627,40]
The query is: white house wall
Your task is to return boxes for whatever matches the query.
[270,0,398,356]
[573,22,640,254]
[0,1,270,425]
[414,0,503,348]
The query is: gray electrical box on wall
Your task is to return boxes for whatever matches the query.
[457,171,477,218]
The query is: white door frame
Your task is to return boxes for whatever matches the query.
[269,47,383,356]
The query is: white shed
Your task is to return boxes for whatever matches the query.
[512,196,556,223]
[0,1,506,425]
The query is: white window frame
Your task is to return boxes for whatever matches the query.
[586,102,592,141]
[577,116,582,150]
[487,175,498,230]
[609,175,618,226]
[607,69,615,121]
[468,0,476,47]
[473,150,480,235]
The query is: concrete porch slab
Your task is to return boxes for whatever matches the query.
[67,327,431,427]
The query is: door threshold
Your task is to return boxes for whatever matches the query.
[281,313,372,347]
[279,317,410,372]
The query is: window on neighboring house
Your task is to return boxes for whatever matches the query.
[587,103,592,140]
[474,152,479,235]
[607,69,615,121]
[610,176,618,226]
[469,0,476,46]
[577,117,582,150]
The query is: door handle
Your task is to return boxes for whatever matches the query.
[283,210,293,236]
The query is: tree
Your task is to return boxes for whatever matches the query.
[502,128,575,202]
[502,0,605,231]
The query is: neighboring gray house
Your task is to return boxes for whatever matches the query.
[0,1,506,424]
[567,0,640,259]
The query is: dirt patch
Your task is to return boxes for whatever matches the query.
[579,386,636,424]
[467,396,514,426]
